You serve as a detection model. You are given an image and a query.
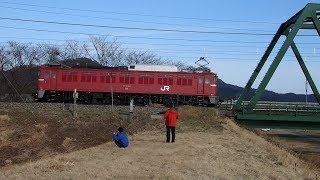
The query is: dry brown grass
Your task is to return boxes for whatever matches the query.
[0,106,318,179]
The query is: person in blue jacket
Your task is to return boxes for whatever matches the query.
[112,127,129,148]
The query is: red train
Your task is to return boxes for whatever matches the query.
[37,64,219,106]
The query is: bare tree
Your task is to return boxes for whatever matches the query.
[7,41,28,68]
[0,45,9,71]
[38,43,61,64]
[60,40,87,60]
[124,50,164,65]
[87,36,124,66]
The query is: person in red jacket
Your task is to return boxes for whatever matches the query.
[164,105,179,143]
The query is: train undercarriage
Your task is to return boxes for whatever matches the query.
[37,90,219,107]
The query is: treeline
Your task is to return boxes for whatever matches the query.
[0,36,193,101]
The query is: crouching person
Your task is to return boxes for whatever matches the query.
[112,127,129,148]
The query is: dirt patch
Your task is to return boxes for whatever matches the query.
[0,108,158,167]
[0,104,318,178]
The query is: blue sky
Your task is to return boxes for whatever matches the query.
[0,0,319,94]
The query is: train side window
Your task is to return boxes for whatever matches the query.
[150,78,154,84]
[188,79,192,85]
[205,76,210,84]
[92,76,97,82]
[67,75,72,82]
[199,76,203,84]
[86,75,91,82]
[163,78,167,85]
[130,77,135,84]
[182,79,187,85]
[52,72,56,79]
[105,73,116,83]
[169,78,173,85]
[73,74,78,82]
[62,74,67,82]
[100,76,105,83]
[158,78,162,85]
[177,78,181,85]
[125,77,129,84]
[81,75,86,82]
[44,71,49,79]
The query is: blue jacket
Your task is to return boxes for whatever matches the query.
[112,132,129,147]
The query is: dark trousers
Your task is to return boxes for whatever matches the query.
[114,140,125,148]
[166,126,176,143]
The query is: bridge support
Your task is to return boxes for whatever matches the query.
[233,3,320,123]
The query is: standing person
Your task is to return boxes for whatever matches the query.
[112,127,129,148]
[164,105,179,143]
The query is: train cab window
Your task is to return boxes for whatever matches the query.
[205,76,210,84]
[199,76,203,84]
[213,76,217,84]
[52,72,56,79]
[44,71,49,79]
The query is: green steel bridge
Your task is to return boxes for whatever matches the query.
[226,3,320,129]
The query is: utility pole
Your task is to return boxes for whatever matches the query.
[305,78,308,104]
[110,73,114,111]
[73,89,78,117]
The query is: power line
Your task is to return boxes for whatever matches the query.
[0,16,280,36]
[0,25,275,44]
[0,16,317,37]
[0,5,276,33]
[0,1,280,25]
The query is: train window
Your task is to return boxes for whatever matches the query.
[92,76,97,82]
[101,72,116,83]
[120,73,134,84]
[81,75,86,82]
[138,74,153,84]
[86,75,92,82]
[52,72,56,79]
[163,78,167,85]
[199,76,203,84]
[44,71,49,79]
[139,77,143,84]
[67,75,72,82]
[169,78,173,85]
[177,78,181,85]
[205,76,210,84]
[73,75,78,82]
[130,77,135,84]
[177,75,192,86]
[100,76,105,83]
[182,79,187,85]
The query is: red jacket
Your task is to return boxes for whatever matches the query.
[164,109,179,127]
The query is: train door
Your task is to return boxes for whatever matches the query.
[197,75,204,94]
[203,75,212,95]
[50,70,57,90]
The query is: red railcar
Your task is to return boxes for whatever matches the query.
[37,65,219,106]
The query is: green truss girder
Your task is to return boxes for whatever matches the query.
[233,3,320,121]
